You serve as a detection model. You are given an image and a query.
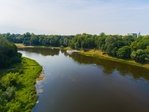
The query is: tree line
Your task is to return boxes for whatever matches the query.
[1,32,149,63]
[0,37,21,68]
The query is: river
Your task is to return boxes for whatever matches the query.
[19,48,149,112]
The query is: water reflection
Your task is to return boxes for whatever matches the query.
[19,48,149,112]
[19,48,59,56]
[19,48,149,80]
[69,53,149,80]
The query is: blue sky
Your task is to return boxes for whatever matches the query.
[0,0,149,35]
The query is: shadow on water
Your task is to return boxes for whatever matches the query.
[19,48,59,56]
[69,52,149,80]
[19,48,149,80]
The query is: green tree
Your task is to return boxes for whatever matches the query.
[0,37,21,68]
[117,46,131,59]
[131,49,147,63]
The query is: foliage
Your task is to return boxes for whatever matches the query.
[0,37,21,68]
[0,57,42,112]
[131,36,149,50]
[70,33,96,49]
[0,37,42,111]
[117,46,131,59]
[1,32,149,63]
[131,49,148,63]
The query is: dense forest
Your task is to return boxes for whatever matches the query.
[1,32,149,63]
[0,37,21,68]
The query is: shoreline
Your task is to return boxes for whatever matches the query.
[16,43,149,70]
[34,70,44,106]
[0,57,42,111]
[15,43,63,49]
[79,50,149,70]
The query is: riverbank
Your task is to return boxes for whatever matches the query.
[16,43,71,50]
[16,44,149,70]
[16,43,61,49]
[15,43,34,48]
[79,49,149,70]
[0,57,42,112]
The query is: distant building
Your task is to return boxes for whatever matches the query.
[138,32,141,37]
[127,32,141,37]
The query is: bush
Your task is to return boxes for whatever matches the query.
[0,37,21,68]
[117,46,131,59]
[131,49,147,63]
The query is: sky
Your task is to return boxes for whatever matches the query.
[0,0,149,35]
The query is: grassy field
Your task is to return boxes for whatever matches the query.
[80,49,149,70]
[0,57,42,112]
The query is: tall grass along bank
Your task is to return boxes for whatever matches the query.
[0,57,42,112]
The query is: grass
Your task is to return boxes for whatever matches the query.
[15,43,36,48]
[0,57,42,112]
[15,43,62,49]
[79,49,149,70]
[15,43,72,51]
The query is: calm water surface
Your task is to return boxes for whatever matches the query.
[19,48,149,112]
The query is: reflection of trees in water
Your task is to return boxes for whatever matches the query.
[19,48,60,56]
[61,50,69,57]
[70,53,149,80]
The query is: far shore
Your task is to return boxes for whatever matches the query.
[15,43,68,49]
[15,43,35,48]
[16,43,149,70]
[79,50,149,70]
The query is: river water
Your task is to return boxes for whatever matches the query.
[19,48,149,112]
